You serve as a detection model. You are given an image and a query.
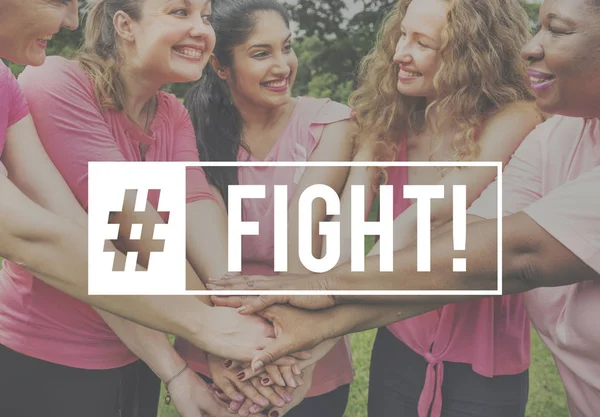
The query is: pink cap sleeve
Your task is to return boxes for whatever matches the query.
[306,98,352,149]
[468,120,546,219]
[166,95,216,204]
[3,63,29,127]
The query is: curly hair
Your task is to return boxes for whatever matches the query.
[348,0,535,163]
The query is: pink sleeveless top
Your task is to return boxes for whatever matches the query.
[175,96,355,397]
[385,142,530,417]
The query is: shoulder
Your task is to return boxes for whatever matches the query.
[17,56,91,102]
[155,91,192,129]
[481,101,544,134]
[0,61,20,98]
[527,114,590,147]
[295,96,352,124]
[0,60,12,82]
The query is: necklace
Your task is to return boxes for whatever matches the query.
[142,95,156,134]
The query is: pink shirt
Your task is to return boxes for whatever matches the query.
[384,142,530,417]
[469,115,600,417]
[176,97,355,397]
[0,61,29,175]
[0,56,215,369]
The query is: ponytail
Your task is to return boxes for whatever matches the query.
[184,65,246,207]
[77,0,143,111]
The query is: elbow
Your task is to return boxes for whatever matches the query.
[504,250,543,294]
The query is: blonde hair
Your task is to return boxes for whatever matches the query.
[349,0,535,163]
[77,0,144,111]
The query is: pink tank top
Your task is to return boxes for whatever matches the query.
[385,142,530,417]
[175,96,355,397]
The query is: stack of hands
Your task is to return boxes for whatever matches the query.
[167,273,338,417]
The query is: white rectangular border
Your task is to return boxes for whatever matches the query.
[88,161,502,296]
[186,161,503,296]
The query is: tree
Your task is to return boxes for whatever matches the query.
[4,0,540,101]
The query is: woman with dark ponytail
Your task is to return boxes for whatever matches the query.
[177,1,356,416]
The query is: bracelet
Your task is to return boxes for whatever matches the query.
[164,362,188,405]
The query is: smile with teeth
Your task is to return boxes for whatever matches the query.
[399,68,422,77]
[173,47,203,58]
[37,34,53,42]
[530,75,555,84]
[263,78,288,88]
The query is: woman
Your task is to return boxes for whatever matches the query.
[179,1,356,416]
[0,1,275,416]
[216,0,543,416]
[213,0,600,416]
[0,0,250,346]
[347,0,543,416]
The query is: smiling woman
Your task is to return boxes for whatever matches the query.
[0,0,79,65]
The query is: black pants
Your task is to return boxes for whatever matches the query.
[0,343,161,417]
[199,374,350,417]
[368,328,529,417]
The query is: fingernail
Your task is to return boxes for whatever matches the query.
[269,411,280,417]
[261,377,270,385]
[224,360,232,368]
[249,405,261,413]
[284,394,293,403]
[234,393,245,402]
[237,371,245,380]
[292,365,301,375]
[237,306,248,313]
[229,401,241,410]
[252,360,264,372]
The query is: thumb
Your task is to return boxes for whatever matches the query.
[250,339,291,372]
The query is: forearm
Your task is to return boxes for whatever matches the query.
[96,309,187,382]
[186,199,229,286]
[329,213,535,304]
[329,211,597,305]
[319,302,444,339]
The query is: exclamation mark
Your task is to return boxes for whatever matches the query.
[453,185,467,272]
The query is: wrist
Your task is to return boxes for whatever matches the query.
[186,303,214,353]
[163,362,190,405]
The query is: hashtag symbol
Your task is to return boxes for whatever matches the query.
[104,189,170,272]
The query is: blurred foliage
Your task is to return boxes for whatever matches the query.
[4,0,540,104]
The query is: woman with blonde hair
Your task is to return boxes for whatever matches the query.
[347,0,543,415]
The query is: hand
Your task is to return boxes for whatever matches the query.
[244,304,334,371]
[165,367,239,417]
[204,306,275,362]
[208,354,289,415]
[208,274,338,311]
[261,365,315,417]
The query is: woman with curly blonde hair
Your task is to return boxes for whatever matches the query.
[346,0,544,416]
